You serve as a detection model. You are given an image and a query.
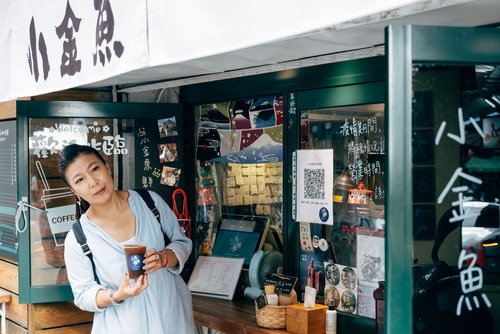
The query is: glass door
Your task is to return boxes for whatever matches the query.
[293,81,385,332]
[386,25,500,333]
[17,101,185,303]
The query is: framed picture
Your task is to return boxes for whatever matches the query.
[157,116,178,138]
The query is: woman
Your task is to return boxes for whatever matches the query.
[60,144,195,333]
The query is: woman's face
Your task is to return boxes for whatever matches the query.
[64,153,113,205]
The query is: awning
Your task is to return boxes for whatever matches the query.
[1,0,500,102]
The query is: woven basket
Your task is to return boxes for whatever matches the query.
[255,302,287,329]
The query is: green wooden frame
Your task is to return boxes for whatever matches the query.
[16,100,183,303]
[385,25,500,333]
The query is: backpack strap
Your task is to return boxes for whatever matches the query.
[134,189,160,223]
[134,189,171,246]
[72,220,101,285]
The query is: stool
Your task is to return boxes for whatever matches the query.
[0,293,11,334]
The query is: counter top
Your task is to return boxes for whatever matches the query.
[192,294,289,333]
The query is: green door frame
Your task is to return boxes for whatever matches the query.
[385,25,500,334]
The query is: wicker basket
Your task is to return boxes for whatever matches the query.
[255,302,287,329]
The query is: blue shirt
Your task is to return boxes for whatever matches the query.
[64,190,195,334]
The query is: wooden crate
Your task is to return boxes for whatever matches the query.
[286,303,328,334]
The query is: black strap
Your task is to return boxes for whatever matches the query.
[72,220,101,284]
[134,189,161,223]
[134,189,171,245]
[72,189,168,284]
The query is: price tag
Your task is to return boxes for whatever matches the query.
[255,295,267,310]
[263,273,297,295]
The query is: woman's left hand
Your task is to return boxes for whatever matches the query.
[143,248,164,274]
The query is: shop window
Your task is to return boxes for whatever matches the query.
[411,64,500,332]
[298,103,385,319]
[194,96,284,264]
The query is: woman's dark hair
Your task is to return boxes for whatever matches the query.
[58,144,107,217]
[58,144,106,185]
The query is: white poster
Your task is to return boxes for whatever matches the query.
[295,149,333,225]
[188,256,244,300]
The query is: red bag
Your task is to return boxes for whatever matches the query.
[172,188,191,238]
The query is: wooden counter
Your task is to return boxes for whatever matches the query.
[192,295,289,334]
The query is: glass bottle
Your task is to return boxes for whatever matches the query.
[373,280,385,334]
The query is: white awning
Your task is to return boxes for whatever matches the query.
[1,0,499,102]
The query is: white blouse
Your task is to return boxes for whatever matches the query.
[64,190,195,334]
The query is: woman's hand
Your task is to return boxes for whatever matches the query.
[119,272,148,298]
[143,248,164,274]
[98,273,148,307]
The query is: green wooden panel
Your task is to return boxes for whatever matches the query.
[296,81,384,110]
[180,56,385,104]
[413,26,500,63]
[385,24,414,334]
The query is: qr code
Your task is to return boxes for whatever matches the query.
[304,168,325,199]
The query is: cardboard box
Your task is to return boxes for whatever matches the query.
[287,303,328,334]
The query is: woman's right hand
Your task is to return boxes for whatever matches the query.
[114,272,149,302]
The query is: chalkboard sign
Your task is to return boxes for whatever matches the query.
[134,115,185,208]
[263,273,298,295]
[0,120,17,261]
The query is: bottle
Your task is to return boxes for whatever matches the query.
[325,300,337,334]
[373,281,385,334]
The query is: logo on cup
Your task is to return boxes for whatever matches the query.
[128,255,143,271]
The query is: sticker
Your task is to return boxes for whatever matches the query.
[319,207,329,222]
[319,238,329,251]
[312,236,320,248]
[127,255,144,271]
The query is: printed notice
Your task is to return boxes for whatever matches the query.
[295,149,333,225]
[188,256,244,300]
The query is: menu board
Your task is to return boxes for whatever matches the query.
[134,116,185,207]
[0,120,17,261]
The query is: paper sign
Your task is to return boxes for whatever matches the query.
[188,256,244,300]
[295,149,334,225]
